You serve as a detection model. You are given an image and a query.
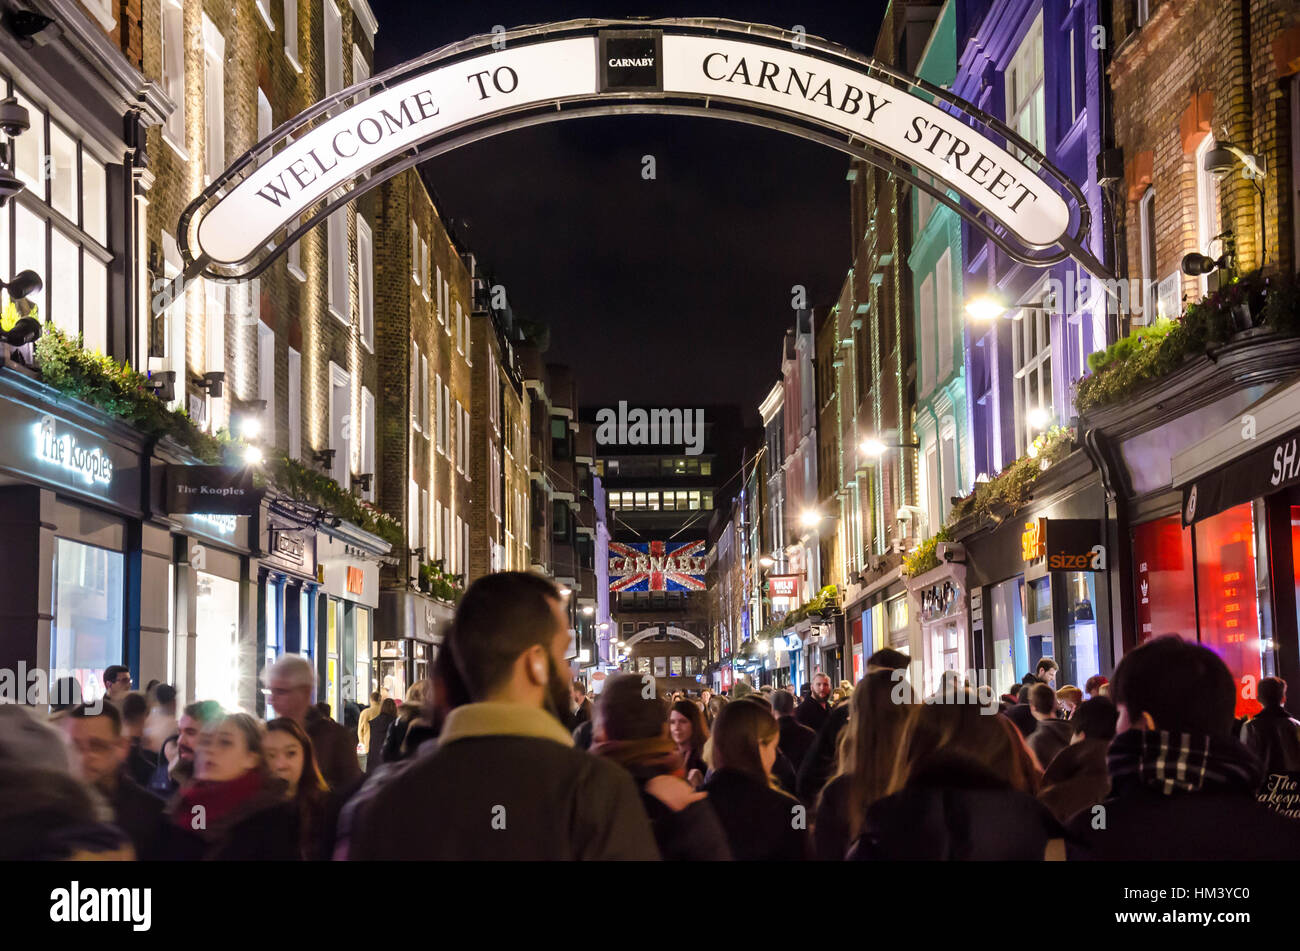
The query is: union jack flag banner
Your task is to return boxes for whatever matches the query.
[609,540,707,592]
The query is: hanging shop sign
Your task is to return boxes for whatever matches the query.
[1181,424,1300,526]
[768,574,800,598]
[609,539,706,591]
[165,465,262,515]
[185,21,1088,281]
[263,520,317,579]
[1022,518,1106,572]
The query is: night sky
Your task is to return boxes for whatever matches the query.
[368,2,890,422]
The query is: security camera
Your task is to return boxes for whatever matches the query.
[935,541,966,564]
[0,97,30,138]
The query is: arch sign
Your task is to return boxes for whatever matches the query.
[625,626,706,650]
[179,18,1106,281]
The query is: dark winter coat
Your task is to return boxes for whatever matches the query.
[348,702,660,860]
[161,779,301,861]
[366,712,395,771]
[602,750,732,861]
[848,753,1063,861]
[1242,705,1300,776]
[702,768,810,861]
[1026,718,1073,771]
[794,696,831,734]
[796,703,850,802]
[1037,738,1110,824]
[812,773,853,861]
[777,715,816,781]
[125,737,158,789]
[107,770,166,861]
[305,707,362,789]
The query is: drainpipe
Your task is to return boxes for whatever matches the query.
[1080,421,1130,672]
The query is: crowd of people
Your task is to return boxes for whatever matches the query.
[4,569,1300,861]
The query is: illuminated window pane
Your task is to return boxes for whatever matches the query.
[1194,502,1263,719]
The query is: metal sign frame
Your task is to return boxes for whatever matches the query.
[176,17,1110,285]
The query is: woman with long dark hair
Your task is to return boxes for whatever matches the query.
[813,669,912,860]
[848,693,1061,860]
[265,717,332,860]
[161,713,300,860]
[668,700,708,787]
[702,699,809,860]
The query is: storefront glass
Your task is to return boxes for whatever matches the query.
[51,538,124,704]
[1062,572,1101,689]
[1194,503,1264,719]
[1133,514,1197,644]
[377,640,407,701]
[195,572,241,713]
[355,607,371,703]
[1024,576,1053,674]
[988,576,1024,697]
[325,598,340,718]
[886,597,907,649]
[300,588,313,657]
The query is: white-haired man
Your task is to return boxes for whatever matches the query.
[266,654,361,790]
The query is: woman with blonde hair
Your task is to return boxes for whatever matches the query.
[701,699,809,860]
[847,693,1062,860]
[813,669,912,860]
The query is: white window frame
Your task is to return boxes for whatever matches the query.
[1139,187,1156,324]
[283,0,302,72]
[202,15,226,185]
[160,0,186,156]
[421,355,430,435]
[352,44,370,100]
[288,347,302,460]
[357,215,374,351]
[442,279,451,336]
[328,361,351,486]
[1195,137,1222,297]
[79,0,116,31]
[1012,295,1053,457]
[918,272,936,397]
[327,208,349,323]
[254,0,274,31]
[408,479,420,549]
[361,386,375,501]
[160,233,187,409]
[411,222,421,285]
[324,0,342,97]
[256,88,273,167]
[1005,11,1045,159]
[936,249,953,379]
[411,342,422,432]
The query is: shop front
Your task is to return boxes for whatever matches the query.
[955,451,1111,698]
[374,588,452,702]
[256,500,319,713]
[316,523,389,723]
[844,569,918,687]
[906,561,968,698]
[0,370,146,707]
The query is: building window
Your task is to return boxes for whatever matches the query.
[254,0,273,29]
[258,323,275,443]
[421,357,431,436]
[410,342,422,432]
[936,249,953,379]
[327,208,348,323]
[411,222,421,285]
[352,44,370,100]
[357,215,374,350]
[918,272,935,396]
[1005,11,1045,159]
[1194,137,1222,296]
[324,0,342,97]
[160,0,186,154]
[1012,303,1053,456]
[202,15,226,184]
[1138,187,1156,324]
[441,382,451,455]
[328,363,350,485]
[288,347,301,459]
[283,0,301,71]
[361,386,375,501]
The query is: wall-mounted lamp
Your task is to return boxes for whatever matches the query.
[352,473,373,493]
[195,371,224,398]
[232,398,266,440]
[0,270,43,346]
[146,370,176,403]
[310,447,335,470]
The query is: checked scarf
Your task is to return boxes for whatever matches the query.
[1107,728,1263,797]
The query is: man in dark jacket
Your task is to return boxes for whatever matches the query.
[572,680,593,729]
[1242,676,1300,776]
[267,654,362,791]
[348,572,660,860]
[771,689,815,779]
[1038,697,1117,823]
[795,671,833,733]
[61,703,165,861]
[1066,635,1300,860]
[1026,684,1072,769]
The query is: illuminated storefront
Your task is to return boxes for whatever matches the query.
[315,524,389,722]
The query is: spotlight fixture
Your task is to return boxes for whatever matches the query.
[194,371,224,398]
[146,370,176,403]
[4,11,59,47]
[352,472,373,493]
[964,294,1006,322]
[0,269,41,301]
[242,444,264,466]
[310,447,336,470]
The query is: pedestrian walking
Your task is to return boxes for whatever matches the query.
[770,689,815,789]
[795,671,833,733]
[668,699,709,787]
[367,698,398,772]
[592,674,732,861]
[266,654,362,793]
[1066,636,1300,860]
[347,571,659,860]
[356,691,382,752]
[265,717,335,860]
[1038,697,1117,824]
[160,713,300,861]
[702,698,810,861]
[1241,676,1300,776]
[1026,684,1073,770]
[148,699,222,796]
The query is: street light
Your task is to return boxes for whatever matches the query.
[1026,406,1052,432]
[964,294,1006,322]
[799,509,821,529]
[758,555,774,568]
[580,605,594,616]
[860,436,921,458]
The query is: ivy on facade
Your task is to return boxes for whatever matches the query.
[417,559,464,603]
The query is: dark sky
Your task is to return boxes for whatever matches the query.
[368,3,890,422]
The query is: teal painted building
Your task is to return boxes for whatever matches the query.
[908,0,966,540]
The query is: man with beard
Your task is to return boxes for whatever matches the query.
[348,571,659,860]
[796,671,834,733]
[147,700,222,796]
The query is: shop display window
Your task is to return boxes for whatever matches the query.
[988,576,1024,696]
[355,608,371,703]
[195,572,241,713]
[51,538,124,706]
[1132,514,1196,645]
[1062,572,1100,689]
[1194,503,1264,719]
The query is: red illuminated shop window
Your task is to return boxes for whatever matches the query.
[1132,515,1196,646]
[1194,503,1263,719]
